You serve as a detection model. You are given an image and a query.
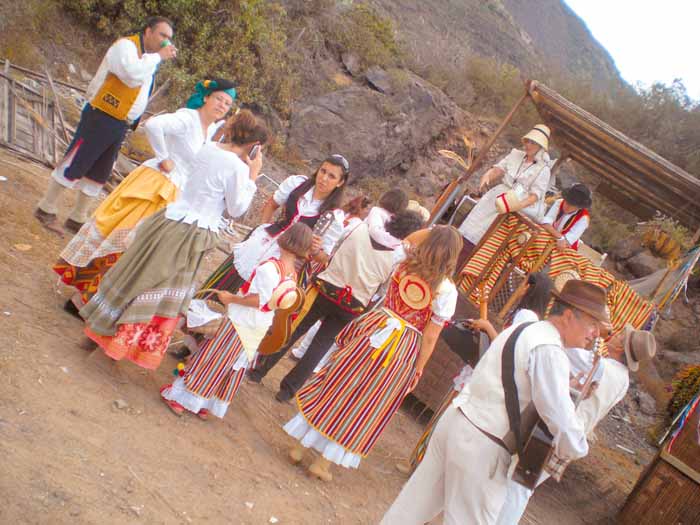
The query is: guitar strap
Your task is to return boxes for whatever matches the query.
[501,322,534,457]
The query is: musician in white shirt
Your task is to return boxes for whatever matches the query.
[381,280,609,525]
[496,325,656,524]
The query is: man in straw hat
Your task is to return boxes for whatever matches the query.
[496,323,657,524]
[456,124,553,271]
[381,279,608,525]
[541,182,593,251]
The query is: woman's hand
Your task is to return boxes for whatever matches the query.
[310,234,323,255]
[216,290,236,305]
[244,149,263,181]
[408,368,423,393]
[478,173,490,192]
[159,159,175,173]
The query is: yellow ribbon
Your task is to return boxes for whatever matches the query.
[370,313,407,367]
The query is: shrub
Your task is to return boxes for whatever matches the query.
[322,3,402,70]
[60,0,299,115]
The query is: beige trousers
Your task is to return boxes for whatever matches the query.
[381,405,511,525]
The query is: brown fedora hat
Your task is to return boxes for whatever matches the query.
[552,279,610,324]
[622,324,657,372]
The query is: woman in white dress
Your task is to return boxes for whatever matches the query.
[457,124,552,269]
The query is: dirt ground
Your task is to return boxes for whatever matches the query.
[0,149,653,524]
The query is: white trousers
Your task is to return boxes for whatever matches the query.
[381,405,511,525]
[495,472,548,524]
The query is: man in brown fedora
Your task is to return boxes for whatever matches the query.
[381,279,609,525]
[496,323,657,524]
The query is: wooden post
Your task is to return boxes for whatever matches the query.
[1,60,9,143]
[44,68,70,144]
[428,87,531,225]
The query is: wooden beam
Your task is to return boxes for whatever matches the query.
[529,81,700,192]
[552,119,699,224]
[562,139,674,214]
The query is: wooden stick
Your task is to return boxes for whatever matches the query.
[6,61,87,92]
[44,68,70,144]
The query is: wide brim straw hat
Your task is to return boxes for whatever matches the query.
[551,279,610,324]
[267,280,301,311]
[622,324,657,372]
[553,270,580,293]
[522,124,551,151]
[406,200,430,222]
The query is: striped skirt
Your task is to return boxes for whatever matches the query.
[292,309,420,458]
[161,318,248,418]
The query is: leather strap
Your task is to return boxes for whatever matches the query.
[501,322,535,458]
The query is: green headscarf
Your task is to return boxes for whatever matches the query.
[185,79,237,109]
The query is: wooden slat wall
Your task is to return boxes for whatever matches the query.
[0,64,59,165]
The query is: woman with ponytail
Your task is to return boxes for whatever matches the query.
[79,109,269,371]
[54,79,236,316]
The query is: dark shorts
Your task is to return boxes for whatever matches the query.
[61,105,129,185]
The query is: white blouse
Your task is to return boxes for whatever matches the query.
[86,37,161,121]
[429,279,458,326]
[164,143,256,231]
[365,206,402,249]
[232,174,344,280]
[542,198,590,246]
[227,260,279,329]
[143,108,222,190]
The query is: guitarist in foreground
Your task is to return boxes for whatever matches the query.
[497,324,656,524]
[381,280,608,525]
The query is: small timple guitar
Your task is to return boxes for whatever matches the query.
[256,285,305,356]
[512,337,602,488]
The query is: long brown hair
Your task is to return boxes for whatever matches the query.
[294,155,350,214]
[403,225,462,290]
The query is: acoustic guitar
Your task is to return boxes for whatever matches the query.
[256,285,305,355]
[512,337,602,489]
[258,211,336,356]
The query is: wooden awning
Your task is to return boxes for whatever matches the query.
[528,80,700,229]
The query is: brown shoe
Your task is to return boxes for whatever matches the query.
[64,217,84,234]
[308,455,333,482]
[34,208,65,237]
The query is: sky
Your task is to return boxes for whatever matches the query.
[564,0,700,100]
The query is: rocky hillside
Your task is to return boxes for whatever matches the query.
[372,0,622,90]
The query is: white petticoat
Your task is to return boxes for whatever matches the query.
[283,413,362,469]
[161,377,234,419]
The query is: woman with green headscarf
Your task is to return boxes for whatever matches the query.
[54,78,237,318]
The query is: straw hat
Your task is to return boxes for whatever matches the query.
[552,279,610,324]
[267,280,301,311]
[406,200,430,223]
[495,190,528,214]
[397,273,432,310]
[621,324,657,372]
[522,124,551,151]
[553,270,580,292]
